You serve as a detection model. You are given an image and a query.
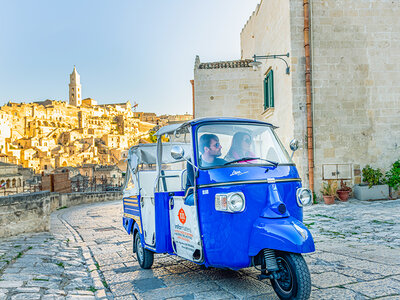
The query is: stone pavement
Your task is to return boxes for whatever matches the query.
[0,198,400,299]
[0,214,97,299]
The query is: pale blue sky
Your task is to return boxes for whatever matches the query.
[0,0,260,114]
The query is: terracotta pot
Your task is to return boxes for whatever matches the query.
[323,195,335,205]
[337,190,350,202]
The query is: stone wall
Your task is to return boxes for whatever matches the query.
[240,0,305,178]
[310,0,400,192]
[0,191,122,238]
[0,192,51,238]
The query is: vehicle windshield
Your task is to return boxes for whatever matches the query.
[196,123,291,168]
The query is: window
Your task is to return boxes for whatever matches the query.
[196,123,291,169]
[123,167,136,193]
[264,70,274,110]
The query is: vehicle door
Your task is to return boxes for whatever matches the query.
[169,193,202,262]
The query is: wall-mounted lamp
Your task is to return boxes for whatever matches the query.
[249,53,290,74]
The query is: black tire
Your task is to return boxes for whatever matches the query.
[270,251,311,300]
[134,232,154,269]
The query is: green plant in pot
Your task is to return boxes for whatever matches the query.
[362,165,384,187]
[354,165,389,200]
[385,160,400,199]
[321,180,337,205]
[337,179,352,202]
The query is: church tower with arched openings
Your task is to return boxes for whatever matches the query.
[69,66,82,106]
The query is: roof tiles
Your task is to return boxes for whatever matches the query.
[198,59,253,69]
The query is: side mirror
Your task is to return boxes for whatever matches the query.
[289,139,299,152]
[171,145,184,160]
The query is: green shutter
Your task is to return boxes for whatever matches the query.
[264,70,274,110]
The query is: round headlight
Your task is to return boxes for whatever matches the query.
[227,192,245,212]
[296,188,312,207]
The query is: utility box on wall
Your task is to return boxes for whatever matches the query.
[322,164,352,181]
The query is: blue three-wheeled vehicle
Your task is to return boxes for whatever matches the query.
[122,118,315,300]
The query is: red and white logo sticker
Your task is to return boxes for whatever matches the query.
[178,208,186,225]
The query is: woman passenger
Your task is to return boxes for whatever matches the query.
[224,132,255,162]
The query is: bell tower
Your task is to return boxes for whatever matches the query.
[69,66,82,106]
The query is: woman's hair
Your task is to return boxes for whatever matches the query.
[226,132,251,158]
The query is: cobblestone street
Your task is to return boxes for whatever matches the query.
[1,199,400,299]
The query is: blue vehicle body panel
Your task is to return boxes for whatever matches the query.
[248,216,315,256]
[154,191,185,254]
[196,166,303,221]
[196,165,300,187]
[133,221,141,236]
[122,196,140,218]
[196,178,304,270]
[122,196,140,234]
[123,217,134,235]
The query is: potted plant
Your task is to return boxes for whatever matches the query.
[321,180,337,205]
[385,160,400,199]
[354,165,389,200]
[337,179,352,202]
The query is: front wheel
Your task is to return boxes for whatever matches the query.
[270,252,311,300]
[134,232,154,269]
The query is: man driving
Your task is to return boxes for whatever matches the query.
[198,134,226,167]
[184,134,226,206]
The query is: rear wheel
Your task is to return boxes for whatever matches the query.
[270,252,311,300]
[134,232,154,269]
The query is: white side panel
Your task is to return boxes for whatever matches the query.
[138,171,157,247]
[141,196,155,246]
[169,196,202,261]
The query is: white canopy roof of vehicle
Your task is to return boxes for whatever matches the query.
[155,123,190,137]
[128,143,192,166]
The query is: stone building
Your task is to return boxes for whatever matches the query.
[77,164,123,186]
[69,66,82,107]
[193,58,264,120]
[0,162,24,195]
[93,165,123,186]
[193,0,400,194]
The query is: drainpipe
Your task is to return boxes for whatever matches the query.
[303,0,314,192]
[190,80,195,118]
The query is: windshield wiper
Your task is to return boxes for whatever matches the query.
[224,157,279,167]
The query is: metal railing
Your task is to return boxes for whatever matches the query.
[70,176,123,193]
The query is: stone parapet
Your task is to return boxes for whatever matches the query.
[0,191,122,238]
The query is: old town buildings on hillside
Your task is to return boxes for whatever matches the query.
[0,67,192,175]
